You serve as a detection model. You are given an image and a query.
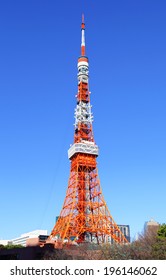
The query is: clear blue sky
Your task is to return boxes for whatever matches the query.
[0,0,165,241]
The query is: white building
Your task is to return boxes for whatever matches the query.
[0,240,9,246]
[0,230,48,247]
[144,219,159,234]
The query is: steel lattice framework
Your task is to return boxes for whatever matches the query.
[49,16,128,244]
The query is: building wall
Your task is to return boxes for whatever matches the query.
[0,240,9,246]
[11,230,48,246]
[144,219,159,234]
[7,230,48,247]
[118,225,130,242]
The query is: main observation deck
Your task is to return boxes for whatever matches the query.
[68,141,99,159]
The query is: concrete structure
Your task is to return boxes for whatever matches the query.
[106,225,130,244]
[144,219,159,234]
[118,225,130,242]
[0,230,48,247]
[11,230,48,246]
[0,240,9,246]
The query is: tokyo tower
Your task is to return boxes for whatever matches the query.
[49,16,128,244]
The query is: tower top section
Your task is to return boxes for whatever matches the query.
[80,13,86,57]
[71,14,94,146]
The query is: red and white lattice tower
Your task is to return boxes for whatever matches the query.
[49,16,128,244]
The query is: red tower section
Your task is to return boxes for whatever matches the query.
[49,16,128,244]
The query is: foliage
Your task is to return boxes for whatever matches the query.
[82,224,166,260]
[2,244,23,250]
[152,238,166,259]
[0,244,5,250]
[157,223,166,239]
[42,224,166,260]
[42,247,82,260]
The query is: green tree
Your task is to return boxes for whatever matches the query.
[157,223,166,238]
[152,238,166,259]
[4,244,23,250]
[0,244,5,250]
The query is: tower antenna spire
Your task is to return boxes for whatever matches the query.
[81,13,85,56]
